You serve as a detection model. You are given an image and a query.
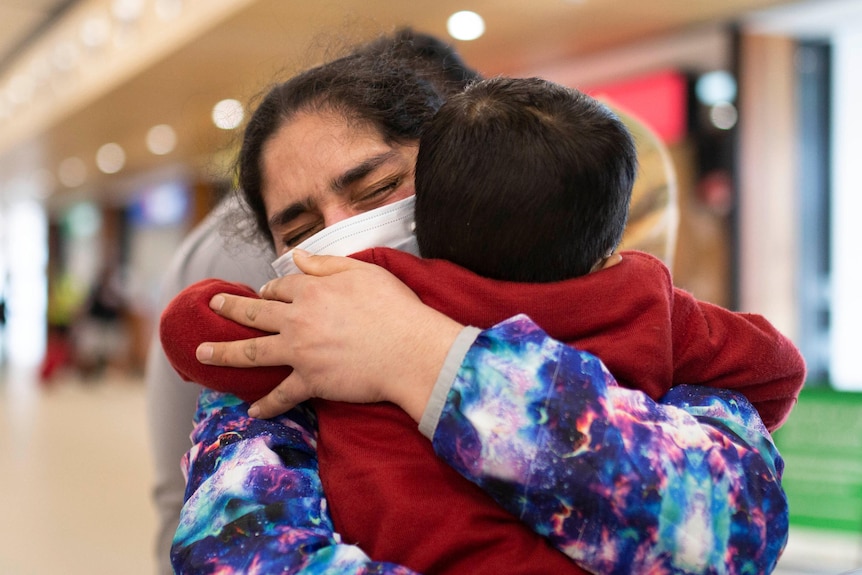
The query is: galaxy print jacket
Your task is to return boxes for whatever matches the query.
[171,315,789,575]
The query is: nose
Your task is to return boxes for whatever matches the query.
[321,203,359,228]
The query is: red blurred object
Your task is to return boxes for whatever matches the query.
[585,69,688,145]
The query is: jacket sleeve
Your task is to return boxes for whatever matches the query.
[432,315,788,575]
[670,288,807,431]
[170,390,419,574]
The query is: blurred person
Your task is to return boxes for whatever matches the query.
[162,76,801,573]
[72,264,129,379]
[162,32,797,574]
[144,194,276,575]
[39,271,84,382]
[146,30,480,573]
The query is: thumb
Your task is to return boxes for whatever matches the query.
[248,373,310,419]
[292,249,368,277]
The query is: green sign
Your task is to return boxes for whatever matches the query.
[773,387,862,533]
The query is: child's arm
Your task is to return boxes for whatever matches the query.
[159,278,289,402]
[171,390,420,574]
[172,316,788,575]
[670,289,807,431]
[432,315,788,575]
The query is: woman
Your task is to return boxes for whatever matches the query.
[147,30,481,572]
[170,32,794,574]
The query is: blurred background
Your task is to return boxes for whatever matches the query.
[0,0,860,573]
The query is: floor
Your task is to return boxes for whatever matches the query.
[0,364,860,575]
[0,365,156,575]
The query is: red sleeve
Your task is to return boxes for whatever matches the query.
[158,278,290,402]
[671,290,806,431]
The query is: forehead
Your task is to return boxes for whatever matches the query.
[261,109,389,209]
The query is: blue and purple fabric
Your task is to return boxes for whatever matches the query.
[172,315,788,574]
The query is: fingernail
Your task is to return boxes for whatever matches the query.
[293,248,309,258]
[196,344,213,362]
[248,404,261,418]
[259,281,271,296]
[209,294,225,311]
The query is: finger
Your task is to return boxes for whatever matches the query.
[210,292,288,333]
[196,334,286,368]
[248,375,311,419]
[257,273,306,302]
[292,250,371,277]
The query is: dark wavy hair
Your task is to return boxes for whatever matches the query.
[415,76,637,282]
[236,29,480,240]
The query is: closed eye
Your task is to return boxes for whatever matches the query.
[281,220,323,249]
[354,177,402,209]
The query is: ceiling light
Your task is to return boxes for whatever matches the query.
[447,11,485,41]
[58,157,87,188]
[147,124,177,155]
[29,57,52,85]
[96,143,126,174]
[212,99,244,130]
[81,14,112,49]
[155,0,184,20]
[52,41,80,72]
[112,0,145,23]
[7,74,34,105]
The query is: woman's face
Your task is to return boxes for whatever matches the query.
[261,108,419,255]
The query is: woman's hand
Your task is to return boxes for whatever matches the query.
[195,251,463,421]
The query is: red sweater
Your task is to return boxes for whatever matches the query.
[160,249,805,574]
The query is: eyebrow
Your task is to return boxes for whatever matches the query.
[268,199,314,232]
[332,150,399,192]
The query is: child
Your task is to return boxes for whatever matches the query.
[161,77,804,574]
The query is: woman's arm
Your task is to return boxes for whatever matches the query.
[194,251,462,422]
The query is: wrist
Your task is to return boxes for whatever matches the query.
[385,310,464,423]
[418,325,482,438]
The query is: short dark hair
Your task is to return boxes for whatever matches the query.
[237,29,480,240]
[415,76,637,282]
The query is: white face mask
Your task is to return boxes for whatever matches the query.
[271,195,419,277]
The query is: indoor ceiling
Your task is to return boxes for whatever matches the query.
[0,0,75,73]
[0,0,808,208]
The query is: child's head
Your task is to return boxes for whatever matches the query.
[415,76,637,283]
